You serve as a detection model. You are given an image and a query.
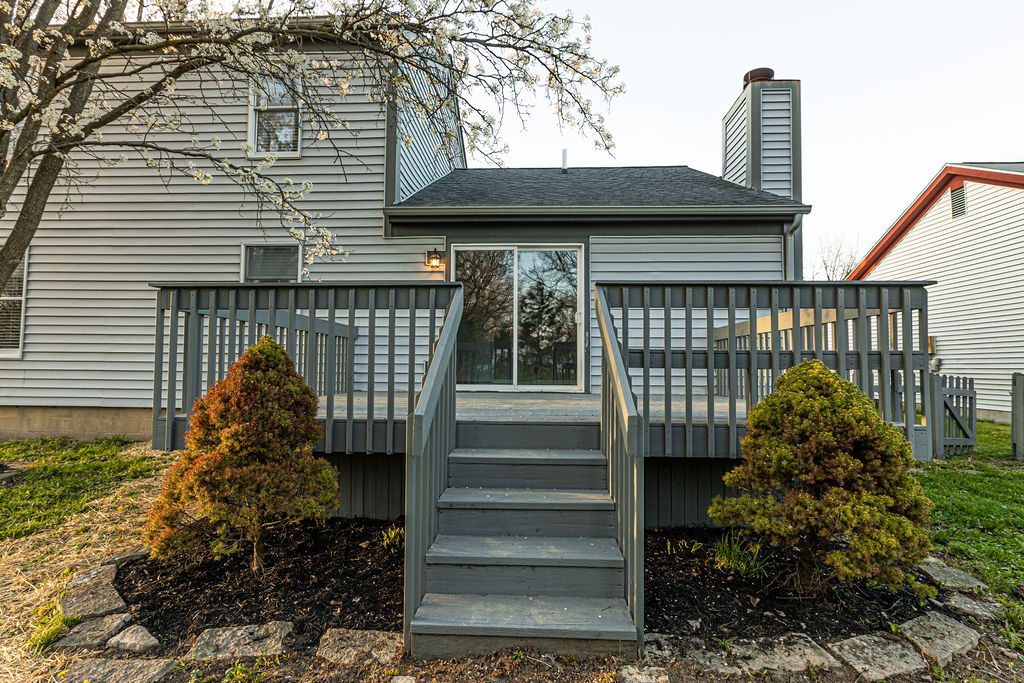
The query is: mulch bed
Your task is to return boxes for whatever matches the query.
[646,527,935,641]
[115,517,403,651]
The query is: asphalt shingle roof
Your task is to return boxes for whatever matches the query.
[395,166,807,210]
[957,162,1024,173]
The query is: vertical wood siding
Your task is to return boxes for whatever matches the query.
[0,52,450,408]
[394,63,465,201]
[759,88,794,199]
[588,236,784,393]
[644,458,734,528]
[868,181,1024,414]
[722,95,748,187]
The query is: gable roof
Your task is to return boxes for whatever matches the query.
[847,162,1024,280]
[387,166,810,216]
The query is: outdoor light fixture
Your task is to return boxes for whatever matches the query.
[426,248,444,270]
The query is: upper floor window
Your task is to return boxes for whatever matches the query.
[951,186,966,219]
[249,78,301,156]
[243,244,300,283]
[0,254,27,357]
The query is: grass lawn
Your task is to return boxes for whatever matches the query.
[914,419,1024,593]
[0,437,167,539]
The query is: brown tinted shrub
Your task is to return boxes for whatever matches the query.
[146,335,337,571]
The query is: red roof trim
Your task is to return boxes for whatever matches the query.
[847,165,1024,280]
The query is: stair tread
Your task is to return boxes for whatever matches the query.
[427,535,623,567]
[438,487,613,510]
[411,593,636,640]
[450,449,605,465]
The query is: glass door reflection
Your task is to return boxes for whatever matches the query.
[517,249,578,386]
[454,249,514,385]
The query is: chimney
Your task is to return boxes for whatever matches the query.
[722,67,801,202]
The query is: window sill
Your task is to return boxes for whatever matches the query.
[0,349,23,360]
[247,151,303,161]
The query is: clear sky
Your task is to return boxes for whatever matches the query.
[476,0,1024,270]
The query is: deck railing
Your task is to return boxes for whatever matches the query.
[595,285,644,653]
[151,282,459,453]
[404,286,463,647]
[597,281,934,459]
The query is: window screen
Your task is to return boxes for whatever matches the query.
[0,256,26,351]
[244,245,299,283]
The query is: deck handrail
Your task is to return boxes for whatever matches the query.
[595,281,934,460]
[594,284,644,653]
[404,286,463,648]
[151,282,460,454]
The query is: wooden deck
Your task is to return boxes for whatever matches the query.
[317,391,746,423]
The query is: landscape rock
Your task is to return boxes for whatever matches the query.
[732,632,840,673]
[61,657,175,683]
[642,632,678,663]
[189,621,293,661]
[316,627,401,666]
[901,611,980,666]
[618,664,669,683]
[917,563,988,592]
[830,632,926,682]
[390,677,416,683]
[677,638,742,677]
[53,613,131,650]
[107,623,160,652]
[944,593,1001,621]
[101,547,150,567]
[59,564,127,619]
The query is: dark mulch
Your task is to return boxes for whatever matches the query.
[115,517,403,651]
[646,527,935,641]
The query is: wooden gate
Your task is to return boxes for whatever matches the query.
[931,374,977,456]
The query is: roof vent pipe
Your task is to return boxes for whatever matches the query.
[561,149,568,174]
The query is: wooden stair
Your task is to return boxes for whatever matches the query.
[408,448,637,658]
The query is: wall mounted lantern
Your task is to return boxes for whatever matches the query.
[425,248,444,271]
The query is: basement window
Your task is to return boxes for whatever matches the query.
[951,186,966,219]
[0,253,27,357]
[242,244,300,283]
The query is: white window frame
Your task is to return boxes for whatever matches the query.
[449,243,585,393]
[240,242,303,283]
[0,247,28,359]
[247,76,303,159]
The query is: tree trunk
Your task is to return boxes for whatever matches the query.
[0,152,65,293]
[797,535,818,595]
[251,534,265,574]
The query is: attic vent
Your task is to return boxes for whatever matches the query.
[951,186,966,218]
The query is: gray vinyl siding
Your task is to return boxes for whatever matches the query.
[722,96,748,187]
[0,51,445,408]
[588,235,785,394]
[394,63,465,202]
[759,88,794,199]
[867,180,1024,414]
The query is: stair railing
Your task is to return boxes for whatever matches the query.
[404,285,463,648]
[595,284,645,653]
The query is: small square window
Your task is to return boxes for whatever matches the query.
[243,245,299,283]
[250,77,301,155]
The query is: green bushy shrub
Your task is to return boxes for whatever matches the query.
[146,335,338,572]
[708,360,933,595]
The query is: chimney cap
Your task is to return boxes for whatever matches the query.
[743,67,775,87]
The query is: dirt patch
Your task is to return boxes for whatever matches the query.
[646,528,935,642]
[116,518,403,652]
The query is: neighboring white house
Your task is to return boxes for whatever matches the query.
[848,162,1024,421]
[0,62,807,440]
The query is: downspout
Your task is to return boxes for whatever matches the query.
[784,214,803,280]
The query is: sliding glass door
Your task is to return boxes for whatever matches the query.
[454,245,582,390]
